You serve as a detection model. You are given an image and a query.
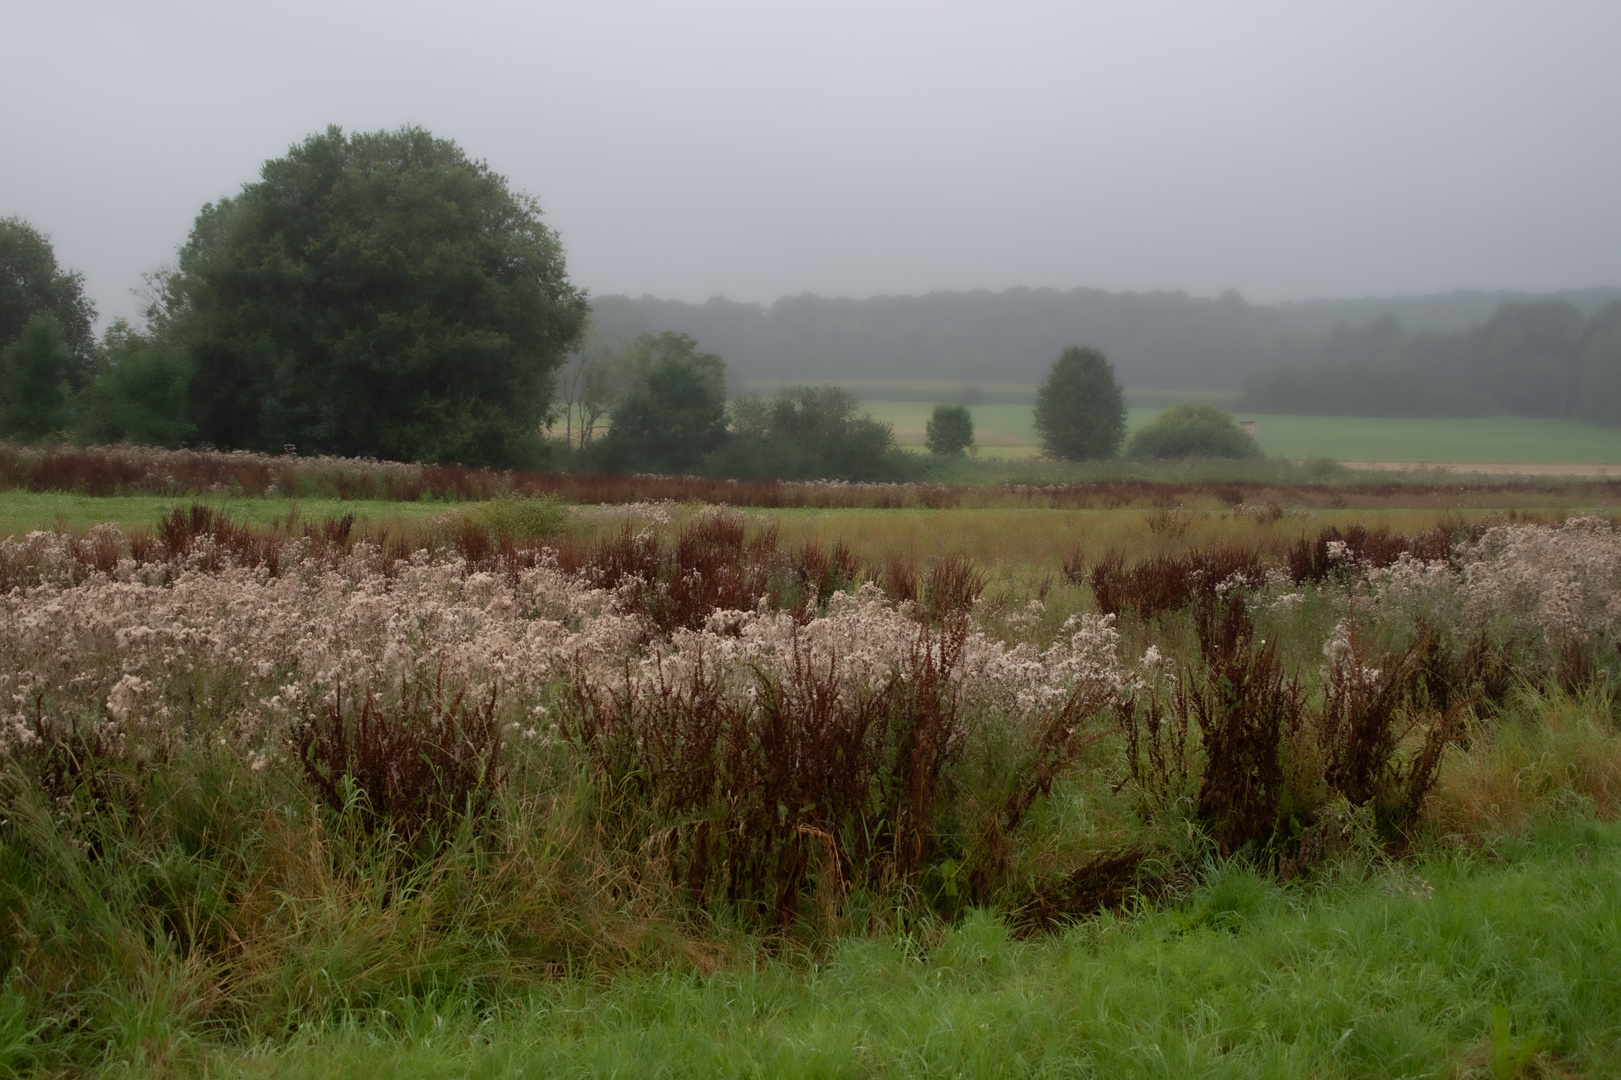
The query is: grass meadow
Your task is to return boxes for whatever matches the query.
[858,396,1621,465]
[152,815,1621,1078]
[3,459,1621,1076]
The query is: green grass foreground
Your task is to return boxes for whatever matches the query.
[105,819,1618,1078]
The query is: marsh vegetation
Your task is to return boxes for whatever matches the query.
[1,457,1619,1074]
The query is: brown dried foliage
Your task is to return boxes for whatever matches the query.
[12,441,1621,511]
[14,697,146,859]
[1187,591,1305,854]
[1117,691,1191,818]
[1286,520,1478,583]
[1016,849,1148,930]
[1318,620,1456,834]
[293,681,504,842]
[1088,544,1262,621]
[0,443,959,508]
[566,612,977,930]
[555,515,873,634]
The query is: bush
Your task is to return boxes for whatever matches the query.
[1126,403,1260,460]
[294,682,505,843]
[468,495,570,544]
[705,385,921,481]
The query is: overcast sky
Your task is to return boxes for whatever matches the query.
[5,0,1619,327]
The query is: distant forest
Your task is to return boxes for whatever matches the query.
[1243,300,1621,423]
[585,286,1621,393]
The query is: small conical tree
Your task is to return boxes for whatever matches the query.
[0,314,72,440]
[1032,346,1126,460]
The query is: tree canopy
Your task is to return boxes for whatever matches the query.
[1032,346,1126,460]
[1242,300,1621,425]
[591,332,729,474]
[162,125,587,465]
[0,217,97,387]
[76,320,196,448]
[707,385,919,481]
[0,314,74,440]
[584,286,1621,391]
[925,402,974,456]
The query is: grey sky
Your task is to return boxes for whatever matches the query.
[5,0,1619,327]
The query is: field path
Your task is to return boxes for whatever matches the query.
[1341,462,1621,476]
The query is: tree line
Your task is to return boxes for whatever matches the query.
[2,120,1250,479]
[548,329,925,479]
[1,126,963,478]
[2,126,588,467]
[586,287,1621,392]
[10,123,1618,470]
[1241,300,1621,423]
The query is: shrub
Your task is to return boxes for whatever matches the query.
[469,495,570,544]
[1187,590,1303,854]
[1126,403,1261,460]
[1317,617,1452,835]
[1087,544,1262,621]
[705,385,922,481]
[564,595,976,929]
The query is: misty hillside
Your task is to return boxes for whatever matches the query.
[587,287,1621,390]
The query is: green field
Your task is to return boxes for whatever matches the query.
[861,397,1621,465]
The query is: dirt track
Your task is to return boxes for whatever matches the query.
[1340,462,1621,477]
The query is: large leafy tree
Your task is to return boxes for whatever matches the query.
[0,217,97,387]
[1032,346,1126,460]
[164,126,588,465]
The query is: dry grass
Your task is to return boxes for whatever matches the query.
[748,505,1577,575]
[5,440,1617,511]
[1424,690,1621,841]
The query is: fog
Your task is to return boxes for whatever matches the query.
[5,0,1619,327]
